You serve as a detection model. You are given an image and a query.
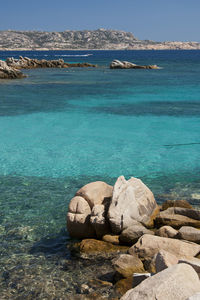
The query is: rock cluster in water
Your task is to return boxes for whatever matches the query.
[6,56,97,69]
[110,60,159,69]
[0,59,25,79]
[0,56,97,79]
[67,175,200,299]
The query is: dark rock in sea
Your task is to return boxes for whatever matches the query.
[110,60,159,69]
[6,56,97,69]
[0,59,26,79]
[70,238,129,259]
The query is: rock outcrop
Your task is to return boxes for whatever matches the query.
[0,59,25,79]
[6,56,97,69]
[110,60,159,69]
[67,176,159,239]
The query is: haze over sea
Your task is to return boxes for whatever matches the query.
[0,49,200,297]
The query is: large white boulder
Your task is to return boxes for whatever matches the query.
[120,263,200,300]
[108,176,159,234]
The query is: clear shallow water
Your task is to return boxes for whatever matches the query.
[0,50,200,298]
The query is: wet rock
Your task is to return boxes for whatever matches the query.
[155,250,178,272]
[114,277,133,297]
[119,223,154,245]
[162,199,193,211]
[178,226,200,243]
[129,234,200,260]
[112,254,144,279]
[108,176,159,234]
[155,225,178,238]
[0,59,25,79]
[110,60,159,69]
[120,263,200,300]
[102,234,120,245]
[67,196,96,238]
[71,239,129,259]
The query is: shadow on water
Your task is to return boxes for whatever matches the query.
[93,100,200,117]
[29,228,71,257]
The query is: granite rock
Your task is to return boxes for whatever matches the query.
[119,223,154,245]
[178,226,200,243]
[108,176,159,234]
[120,263,200,300]
[129,234,200,259]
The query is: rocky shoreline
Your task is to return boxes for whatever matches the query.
[67,175,200,299]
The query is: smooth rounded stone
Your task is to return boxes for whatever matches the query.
[155,225,178,238]
[119,223,154,245]
[102,234,119,245]
[120,263,200,300]
[72,239,129,259]
[108,176,159,234]
[90,204,110,238]
[155,209,200,229]
[112,254,144,279]
[0,59,25,79]
[67,196,95,238]
[162,199,193,211]
[178,226,200,243]
[186,292,200,300]
[76,181,113,209]
[155,250,179,272]
[129,234,200,260]
[178,257,200,278]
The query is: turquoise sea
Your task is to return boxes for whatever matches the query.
[0,50,200,298]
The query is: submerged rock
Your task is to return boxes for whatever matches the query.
[110,60,159,69]
[71,238,129,259]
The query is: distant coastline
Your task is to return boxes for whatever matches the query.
[1,29,200,51]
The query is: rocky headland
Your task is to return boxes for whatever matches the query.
[67,175,200,299]
[1,29,200,50]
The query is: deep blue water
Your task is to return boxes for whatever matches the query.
[0,49,200,297]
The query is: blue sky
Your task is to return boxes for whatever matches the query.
[1,0,200,42]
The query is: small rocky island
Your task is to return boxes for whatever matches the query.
[0,56,97,79]
[110,60,160,69]
[67,175,200,299]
